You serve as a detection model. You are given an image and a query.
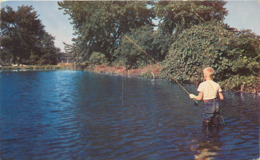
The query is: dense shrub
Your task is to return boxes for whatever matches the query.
[89,52,108,65]
[38,54,58,65]
[162,20,259,91]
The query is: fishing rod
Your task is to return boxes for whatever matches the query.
[122,33,199,106]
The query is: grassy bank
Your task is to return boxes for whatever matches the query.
[0,63,75,70]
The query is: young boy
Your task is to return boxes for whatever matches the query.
[189,67,224,126]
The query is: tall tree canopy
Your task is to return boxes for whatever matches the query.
[155,1,228,34]
[115,25,173,68]
[37,32,61,65]
[0,5,60,65]
[58,1,155,62]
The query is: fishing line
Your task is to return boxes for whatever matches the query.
[122,33,199,105]
[121,50,124,107]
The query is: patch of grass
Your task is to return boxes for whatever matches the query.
[0,64,75,70]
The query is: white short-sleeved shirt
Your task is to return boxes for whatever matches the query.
[197,80,222,100]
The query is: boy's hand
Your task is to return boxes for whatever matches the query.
[189,94,197,99]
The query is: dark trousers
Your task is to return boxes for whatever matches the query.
[202,100,220,127]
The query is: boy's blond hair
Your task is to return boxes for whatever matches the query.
[203,67,214,78]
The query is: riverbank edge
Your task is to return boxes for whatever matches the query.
[82,64,259,95]
[0,63,74,70]
[83,64,161,78]
[1,63,258,94]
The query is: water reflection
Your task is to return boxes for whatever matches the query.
[191,124,225,160]
[192,139,220,160]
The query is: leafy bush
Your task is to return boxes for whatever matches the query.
[89,52,108,65]
[162,20,259,91]
[140,70,154,79]
[38,54,58,65]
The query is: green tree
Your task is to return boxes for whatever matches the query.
[58,1,155,63]
[0,5,59,65]
[152,28,174,61]
[37,32,60,65]
[155,1,227,34]
[115,25,174,69]
[1,5,43,64]
[115,25,154,68]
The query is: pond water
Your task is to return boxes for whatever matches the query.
[0,70,259,160]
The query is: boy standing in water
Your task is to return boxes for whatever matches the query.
[189,67,224,127]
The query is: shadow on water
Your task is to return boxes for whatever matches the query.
[0,71,259,160]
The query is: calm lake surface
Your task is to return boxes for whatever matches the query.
[0,70,259,160]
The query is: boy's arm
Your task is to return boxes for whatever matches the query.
[218,84,224,100]
[189,92,203,101]
[218,92,224,100]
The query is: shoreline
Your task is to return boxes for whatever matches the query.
[83,64,161,79]
[82,64,259,95]
[0,63,74,70]
[1,63,258,95]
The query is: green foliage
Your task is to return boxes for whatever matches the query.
[58,1,259,91]
[1,5,43,64]
[140,70,154,79]
[63,42,81,63]
[155,1,227,34]
[221,75,257,92]
[38,54,57,65]
[58,1,155,63]
[114,25,174,69]
[89,52,108,65]
[0,5,60,65]
[162,20,259,90]
[152,29,174,61]
[114,25,154,69]
[37,32,60,65]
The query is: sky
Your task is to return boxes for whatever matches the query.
[1,0,260,52]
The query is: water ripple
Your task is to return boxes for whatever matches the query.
[0,71,259,159]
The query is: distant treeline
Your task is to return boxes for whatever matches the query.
[59,1,259,92]
[0,5,61,65]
